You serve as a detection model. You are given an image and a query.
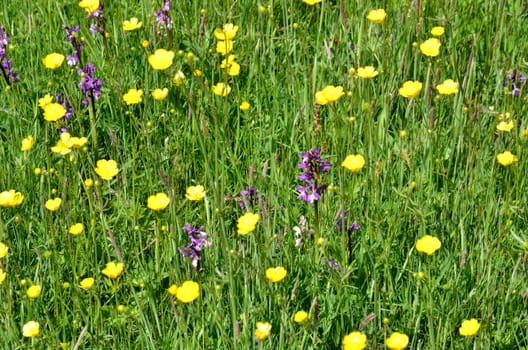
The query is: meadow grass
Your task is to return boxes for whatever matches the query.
[0,0,527,349]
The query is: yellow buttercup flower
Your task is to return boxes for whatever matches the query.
[436,79,458,95]
[80,277,95,290]
[420,38,441,57]
[431,26,445,37]
[51,139,72,155]
[496,151,518,166]
[237,212,259,235]
[26,285,42,299]
[101,262,124,279]
[214,23,239,40]
[302,0,322,5]
[212,82,231,96]
[366,9,387,23]
[22,321,40,338]
[38,94,53,109]
[356,66,379,79]
[315,85,345,105]
[386,332,409,350]
[294,310,308,323]
[69,223,84,235]
[45,198,62,212]
[21,136,34,151]
[123,88,143,105]
[78,0,99,13]
[343,331,367,350]
[496,120,514,132]
[168,280,200,303]
[42,53,65,69]
[398,80,422,98]
[148,49,175,70]
[265,266,287,282]
[147,193,170,210]
[123,17,142,31]
[51,133,88,155]
[220,55,240,76]
[185,185,206,201]
[216,40,233,55]
[342,154,365,173]
[151,88,169,101]
[0,268,6,285]
[0,242,8,259]
[459,318,480,336]
[94,159,119,180]
[240,101,250,111]
[415,235,441,255]
[254,322,272,340]
[43,102,66,121]
[67,135,88,148]
[0,190,24,207]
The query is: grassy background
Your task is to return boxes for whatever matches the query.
[0,0,527,348]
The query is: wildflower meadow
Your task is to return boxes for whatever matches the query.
[1,0,528,348]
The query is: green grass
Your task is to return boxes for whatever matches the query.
[0,0,527,348]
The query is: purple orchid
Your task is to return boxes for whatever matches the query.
[0,26,18,84]
[296,148,331,204]
[179,224,211,271]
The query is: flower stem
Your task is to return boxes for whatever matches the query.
[0,66,11,87]
[314,200,320,239]
[88,91,98,150]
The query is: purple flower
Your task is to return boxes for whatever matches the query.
[336,210,360,233]
[179,224,211,271]
[238,186,259,210]
[77,62,103,106]
[0,26,18,84]
[154,0,173,31]
[327,258,343,272]
[63,24,84,67]
[504,68,526,97]
[296,148,331,204]
[87,2,105,35]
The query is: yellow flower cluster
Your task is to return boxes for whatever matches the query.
[254,322,272,340]
[185,185,206,201]
[94,159,119,180]
[122,17,142,31]
[78,0,99,13]
[51,132,88,155]
[342,154,366,173]
[39,94,66,122]
[386,332,409,350]
[123,88,143,105]
[147,193,170,211]
[101,262,124,279]
[315,85,345,105]
[343,331,367,350]
[237,212,259,235]
[265,266,287,282]
[0,190,24,207]
[42,53,65,70]
[415,235,442,256]
[168,280,200,303]
[148,49,175,71]
[213,23,239,97]
[366,9,387,23]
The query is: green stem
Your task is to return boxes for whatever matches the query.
[88,91,98,151]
